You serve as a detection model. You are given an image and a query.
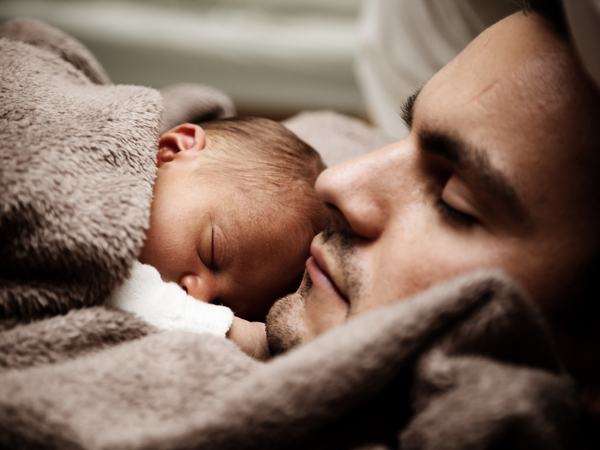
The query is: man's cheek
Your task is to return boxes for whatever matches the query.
[360,240,448,309]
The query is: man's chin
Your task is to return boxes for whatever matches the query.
[265,275,312,356]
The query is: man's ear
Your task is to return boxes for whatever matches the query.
[157,123,207,167]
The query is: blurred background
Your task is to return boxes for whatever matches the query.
[0,0,521,137]
[0,0,364,118]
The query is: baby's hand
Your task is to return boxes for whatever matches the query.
[227,317,270,360]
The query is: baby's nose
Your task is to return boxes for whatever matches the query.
[178,274,217,303]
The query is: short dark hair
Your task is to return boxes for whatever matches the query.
[516,0,569,38]
[201,116,325,187]
[198,116,328,236]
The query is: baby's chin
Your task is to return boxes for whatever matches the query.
[265,273,313,356]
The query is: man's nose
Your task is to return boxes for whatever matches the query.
[315,145,402,240]
[178,273,218,303]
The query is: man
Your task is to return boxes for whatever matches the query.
[269,0,599,425]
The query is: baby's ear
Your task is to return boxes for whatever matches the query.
[156,123,206,167]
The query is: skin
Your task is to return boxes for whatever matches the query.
[140,123,310,326]
[267,9,600,374]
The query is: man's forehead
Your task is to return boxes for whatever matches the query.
[431,14,569,106]
[418,12,585,161]
[459,12,563,69]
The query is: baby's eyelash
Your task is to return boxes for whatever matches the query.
[435,199,476,227]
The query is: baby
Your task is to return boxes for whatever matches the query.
[109,117,327,358]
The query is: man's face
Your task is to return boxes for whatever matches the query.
[268,12,599,347]
[140,141,310,321]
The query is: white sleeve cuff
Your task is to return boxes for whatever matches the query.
[107,262,234,337]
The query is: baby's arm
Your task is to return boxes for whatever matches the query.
[107,261,233,336]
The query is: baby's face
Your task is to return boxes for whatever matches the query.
[140,152,311,321]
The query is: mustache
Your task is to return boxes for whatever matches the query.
[321,210,356,249]
[319,211,363,300]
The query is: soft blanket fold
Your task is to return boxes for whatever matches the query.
[0,272,578,449]
[0,18,581,450]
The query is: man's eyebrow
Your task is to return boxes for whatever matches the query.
[400,89,421,128]
[419,129,532,228]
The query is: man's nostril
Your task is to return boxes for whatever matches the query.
[181,285,188,294]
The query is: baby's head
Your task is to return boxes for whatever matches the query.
[140,117,328,320]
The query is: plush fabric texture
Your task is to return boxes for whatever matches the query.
[0,19,234,320]
[0,18,111,85]
[0,19,581,450]
[0,19,159,319]
[0,271,580,449]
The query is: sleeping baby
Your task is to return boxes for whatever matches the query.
[108,117,328,358]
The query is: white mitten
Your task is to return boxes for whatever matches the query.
[107,261,233,336]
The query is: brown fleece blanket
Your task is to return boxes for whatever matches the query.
[0,19,580,450]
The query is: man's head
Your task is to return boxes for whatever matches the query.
[268,8,600,352]
[140,117,327,321]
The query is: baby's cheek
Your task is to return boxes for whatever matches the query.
[138,220,183,280]
[138,224,159,265]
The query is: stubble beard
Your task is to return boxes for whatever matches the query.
[265,272,313,356]
[265,224,363,356]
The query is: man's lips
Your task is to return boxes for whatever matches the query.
[306,243,349,304]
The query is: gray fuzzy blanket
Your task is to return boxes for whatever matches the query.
[0,19,580,450]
